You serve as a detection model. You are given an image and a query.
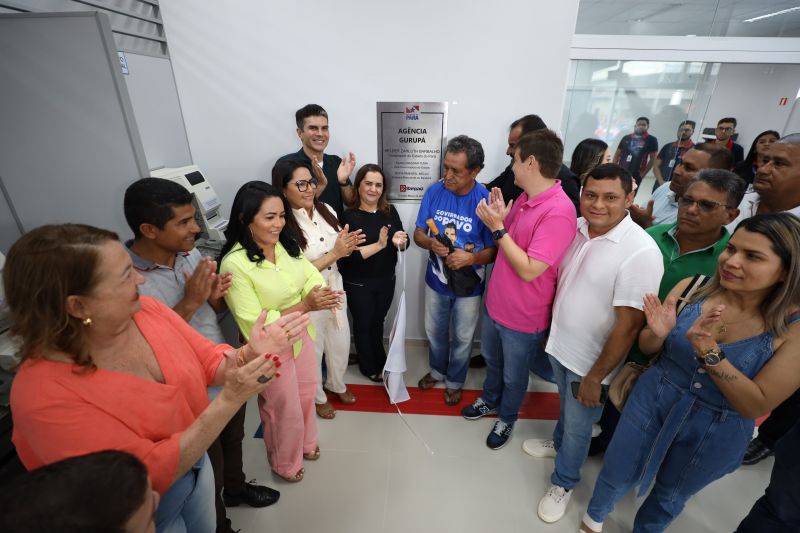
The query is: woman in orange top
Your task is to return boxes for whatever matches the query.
[5,224,309,533]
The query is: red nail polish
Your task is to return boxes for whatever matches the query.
[264,354,270,359]
[272,355,279,362]
[275,361,282,367]
[276,372,281,378]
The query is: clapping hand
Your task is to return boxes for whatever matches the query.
[303,284,343,311]
[183,257,217,307]
[333,224,366,258]
[246,310,310,356]
[476,187,512,231]
[210,271,232,301]
[377,226,389,248]
[643,293,677,339]
[686,304,725,354]
[338,152,356,184]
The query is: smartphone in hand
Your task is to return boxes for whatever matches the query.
[570,380,609,404]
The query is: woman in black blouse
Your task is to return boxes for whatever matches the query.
[339,164,408,382]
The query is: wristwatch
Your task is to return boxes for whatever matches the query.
[697,347,726,366]
[340,177,352,187]
[491,228,508,241]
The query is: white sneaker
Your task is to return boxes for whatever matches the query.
[580,512,603,532]
[522,438,556,458]
[538,484,572,523]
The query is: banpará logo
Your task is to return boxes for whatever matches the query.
[405,104,420,121]
[399,184,423,192]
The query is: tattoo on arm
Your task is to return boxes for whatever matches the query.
[706,367,738,382]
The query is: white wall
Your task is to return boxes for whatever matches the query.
[159,0,580,339]
[701,63,800,148]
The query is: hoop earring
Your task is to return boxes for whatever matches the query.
[82,318,92,327]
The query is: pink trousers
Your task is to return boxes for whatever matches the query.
[257,333,318,478]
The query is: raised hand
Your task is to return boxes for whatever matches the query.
[476,188,511,232]
[630,200,655,228]
[643,293,678,339]
[332,224,365,258]
[246,310,310,356]
[338,152,356,184]
[377,226,390,248]
[182,257,216,308]
[210,271,233,301]
[303,285,343,311]
[220,348,277,405]
[686,304,725,353]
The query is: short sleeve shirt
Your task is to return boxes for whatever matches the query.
[415,181,494,297]
[485,182,577,333]
[656,141,693,181]
[546,215,664,383]
[126,244,225,344]
[617,133,659,180]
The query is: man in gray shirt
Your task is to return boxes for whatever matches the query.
[124,178,279,533]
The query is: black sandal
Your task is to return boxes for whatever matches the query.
[367,373,383,383]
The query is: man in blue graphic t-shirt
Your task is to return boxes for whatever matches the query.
[414,135,497,406]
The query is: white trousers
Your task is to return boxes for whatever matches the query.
[310,296,351,404]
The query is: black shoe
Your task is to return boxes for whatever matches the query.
[469,354,486,368]
[742,437,773,465]
[223,481,280,508]
[348,352,358,366]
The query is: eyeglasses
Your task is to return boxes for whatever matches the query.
[293,178,319,192]
[677,196,733,212]
[716,126,734,132]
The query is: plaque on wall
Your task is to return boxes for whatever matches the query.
[377,102,448,201]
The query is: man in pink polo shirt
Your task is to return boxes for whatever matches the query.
[463,129,577,450]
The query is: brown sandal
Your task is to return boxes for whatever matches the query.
[324,387,357,405]
[315,402,336,419]
[277,468,304,483]
[303,446,321,461]
[444,388,462,406]
[418,372,440,390]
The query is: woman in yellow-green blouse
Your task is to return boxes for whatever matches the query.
[219,182,342,483]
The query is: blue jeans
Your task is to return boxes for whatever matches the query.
[156,453,216,533]
[550,355,604,490]
[480,307,546,424]
[424,285,481,389]
[587,368,753,532]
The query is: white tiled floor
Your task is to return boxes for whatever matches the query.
[228,344,772,533]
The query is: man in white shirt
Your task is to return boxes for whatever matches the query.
[522,164,664,525]
[631,143,734,228]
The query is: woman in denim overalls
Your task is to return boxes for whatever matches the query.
[581,213,800,533]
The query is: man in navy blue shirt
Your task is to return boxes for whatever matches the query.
[277,104,356,215]
[613,117,659,186]
[653,120,695,188]
[414,135,497,406]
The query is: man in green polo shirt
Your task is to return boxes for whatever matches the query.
[277,104,356,215]
[589,168,745,455]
